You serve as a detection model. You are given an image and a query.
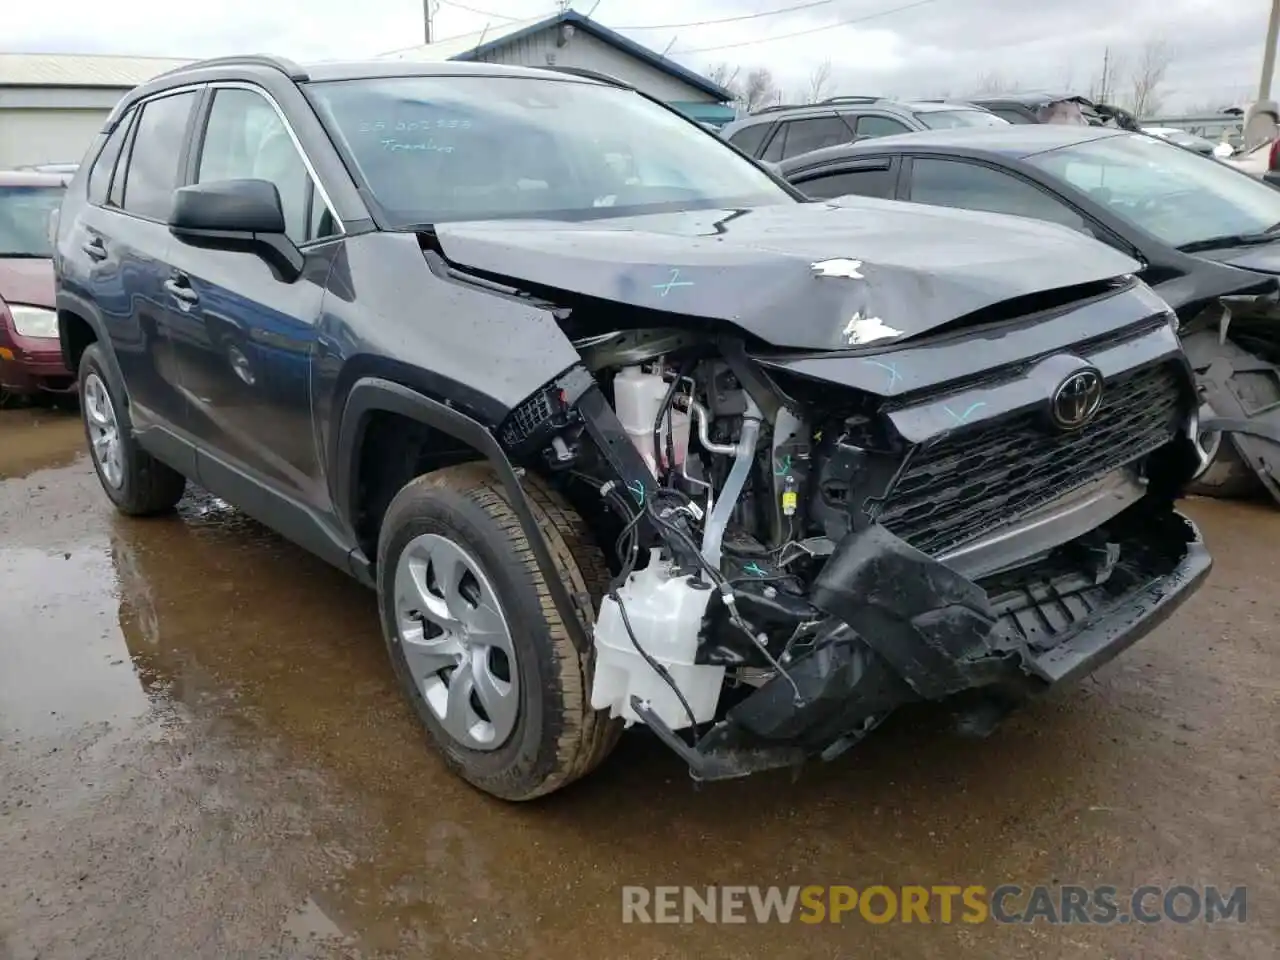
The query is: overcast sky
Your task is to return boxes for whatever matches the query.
[6,0,1276,112]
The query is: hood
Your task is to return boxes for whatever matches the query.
[0,257,55,309]
[431,200,1140,351]
[1196,242,1280,276]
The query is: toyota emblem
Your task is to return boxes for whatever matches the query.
[1050,369,1104,430]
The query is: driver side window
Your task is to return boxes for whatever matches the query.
[197,87,337,244]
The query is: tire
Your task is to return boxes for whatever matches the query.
[1187,437,1262,499]
[78,343,186,516]
[377,463,621,801]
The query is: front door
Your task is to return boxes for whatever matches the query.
[163,84,343,513]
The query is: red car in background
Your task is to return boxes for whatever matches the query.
[0,170,73,402]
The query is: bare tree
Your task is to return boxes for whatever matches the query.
[1128,39,1173,118]
[741,67,781,112]
[705,62,740,92]
[806,59,834,103]
[972,70,1012,96]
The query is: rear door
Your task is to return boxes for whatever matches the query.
[66,89,200,438]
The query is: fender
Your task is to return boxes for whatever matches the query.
[55,289,122,387]
[335,377,594,654]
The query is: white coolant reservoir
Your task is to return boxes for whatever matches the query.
[612,365,690,475]
[591,551,725,728]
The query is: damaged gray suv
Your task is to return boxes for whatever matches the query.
[56,56,1219,799]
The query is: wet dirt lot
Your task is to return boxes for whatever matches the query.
[1,405,1277,960]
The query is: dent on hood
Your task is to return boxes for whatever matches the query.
[428,204,1142,351]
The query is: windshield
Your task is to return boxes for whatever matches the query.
[307,76,791,225]
[1027,133,1280,248]
[914,109,1009,129]
[0,185,64,257]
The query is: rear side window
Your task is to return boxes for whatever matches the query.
[855,115,912,138]
[799,165,896,200]
[776,115,856,159]
[119,91,198,220]
[87,108,135,205]
[727,123,770,157]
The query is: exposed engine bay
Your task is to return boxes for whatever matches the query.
[493,280,1215,781]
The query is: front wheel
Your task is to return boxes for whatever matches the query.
[377,464,621,800]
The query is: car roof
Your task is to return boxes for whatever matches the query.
[968,92,1087,106]
[122,56,616,113]
[721,96,986,132]
[0,169,71,187]
[776,125,1137,172]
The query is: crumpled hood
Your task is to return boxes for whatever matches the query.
[0,257,55,309]
[432,199,1141,351]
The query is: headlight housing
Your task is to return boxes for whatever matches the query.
[8,305,59,339]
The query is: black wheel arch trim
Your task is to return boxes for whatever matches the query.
[336,376,594,654]
[55,290,120,385]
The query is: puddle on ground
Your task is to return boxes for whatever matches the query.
[2,434,1277,958]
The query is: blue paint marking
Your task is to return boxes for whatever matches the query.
[863,358,902,389]
[743,561,769,577]
[653,268,695,297]
[774,454,792,476]
[626,480,647,505]
[943,401,986,425]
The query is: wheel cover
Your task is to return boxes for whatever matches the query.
[83,373,124,490]
[393,533,519,751]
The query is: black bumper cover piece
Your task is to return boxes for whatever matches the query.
[639,512,1211,782]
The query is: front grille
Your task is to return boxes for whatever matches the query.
[878,362,1184,557]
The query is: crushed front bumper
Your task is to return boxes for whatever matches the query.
[636,507,1211,782]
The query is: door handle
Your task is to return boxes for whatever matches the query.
[81,237,107,261]
[164,276,200,309]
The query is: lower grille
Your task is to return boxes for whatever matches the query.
[878,363,1185,556]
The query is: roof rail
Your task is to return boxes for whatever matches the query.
[533,65,632,89]
[158,54,309,82]
[822,95,882,104]
[750,102,805,115]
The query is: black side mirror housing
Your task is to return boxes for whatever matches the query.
[169,179,303,282]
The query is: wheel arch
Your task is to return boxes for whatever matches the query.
[335,377,594,654]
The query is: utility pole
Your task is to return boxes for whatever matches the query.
[1260,0,1280,100]
[424,0,433,44]
[1100,46,1111,102]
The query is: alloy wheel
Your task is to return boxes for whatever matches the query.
[83,373,123,489]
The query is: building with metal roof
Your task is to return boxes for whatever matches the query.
[0,53,192,168]
[382,10,736,127]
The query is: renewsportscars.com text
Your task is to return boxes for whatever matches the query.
[621,884,1247,925]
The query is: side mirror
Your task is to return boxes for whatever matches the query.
[169,179,303,282]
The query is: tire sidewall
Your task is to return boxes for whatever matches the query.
[78,344,142,510]
[377,482,568,794]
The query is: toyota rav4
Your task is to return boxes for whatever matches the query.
[55,56,1217,799]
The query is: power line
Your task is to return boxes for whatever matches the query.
[673,0,948,55]
[435,0,521,21]
[614,0,836,31]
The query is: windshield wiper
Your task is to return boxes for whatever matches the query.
[1176,232,1280,253]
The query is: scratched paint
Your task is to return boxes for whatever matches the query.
[842,312,903,346]
[811,258,865,280]
[943,401,987,426]
[862,358,903,390]
[653,268,695,296]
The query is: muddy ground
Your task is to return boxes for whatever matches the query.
[1,405,1277,959]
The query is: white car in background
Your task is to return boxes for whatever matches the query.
[1219,137,1280,186]
[1140,126,1220,157]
